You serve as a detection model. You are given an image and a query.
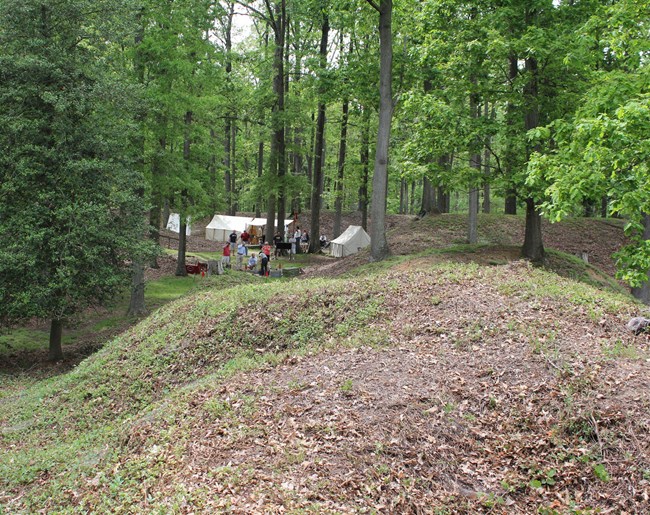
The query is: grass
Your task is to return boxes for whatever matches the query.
[0,270,397,511]
[1,234,645,512]
[0,274,201,357]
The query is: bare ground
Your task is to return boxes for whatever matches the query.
[114,260,650,514]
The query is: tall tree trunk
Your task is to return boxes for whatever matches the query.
[291,40,304,212]
[482,102,492,214]
[308,14,329,253]
[468,186,479,244]
[438,188,450,214]
[256,138,264,218]
[369,0,393,262]
[420,176,436,215]
[176,110,192,276]
[48,319,63,362]
[504,189,517,215]
[522,197,544,262]
[333,97,349,239]
[399,178,408,214]
[149,135,166,267]
[307,111,315,186]
[265,132,278,243]
[359,109,371,231]
[504,53,519,215]
[521,54,544,262]
[209,128,218,212]
[128,262,146,316]
[275,0,287,235]
[468,90,481,244]
[224,116,232,214]
[224,1,234,215]
[631,213,650,304]
[265,0,287,243]
[410,180,416,215]
[175,216,188,276]
[231,121,237,213]
[129,16,147,313]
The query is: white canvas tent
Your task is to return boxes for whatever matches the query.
[166,213,191,236]
[205,215,296,242]
[330,225,371,257]
[205,215,251,241]
[248,217,268,228]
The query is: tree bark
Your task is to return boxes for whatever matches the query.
[256,138,264,218]
[224,116,232,213]
[420,176,436,215]
[274,0,287,235]
[522,197,544,262]
[175,109,192,276]
[369,0,393,262]
[504,189,517,215]
[482,102,492,214]
[468,91,481,244]
[504,53,519,215]
[224,2,234,214]
[48,319,63,362]
[231,121,237,213]
[359,109,371,231]
[308,13,329,253]
[521,55,544,262]
[333,97,349,239]
[128,261,147,316]
[265,0,287,243]
[175,215,188,276]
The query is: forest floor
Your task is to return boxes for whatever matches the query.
[2,212,649,513]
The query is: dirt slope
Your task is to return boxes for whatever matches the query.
[14,260,642,514]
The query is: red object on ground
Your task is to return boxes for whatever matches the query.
[185,262,208,275]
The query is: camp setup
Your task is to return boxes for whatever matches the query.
[166,214,192,235]
[204,215,293,243]
[329,225,371,258]
[204,215,250,242]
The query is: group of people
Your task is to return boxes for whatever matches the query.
[221,226,328,275]
[222,230,271,275]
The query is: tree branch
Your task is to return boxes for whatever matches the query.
[233,0,272,26]
[364,0,381,13]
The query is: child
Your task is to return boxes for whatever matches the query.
[247,253,257,271]
[222,242,231,268]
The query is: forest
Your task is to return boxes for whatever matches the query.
[1,2,650,512]
[1,0,648,347]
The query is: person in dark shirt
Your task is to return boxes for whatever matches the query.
[273,231,283,258]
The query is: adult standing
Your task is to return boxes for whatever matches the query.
[236,242,247,271]
[289,234,296,260]
[241,229,250,244]
[229,230,238,254]
[260,251,269,276]
[293,226,302,254]
[273,230,283,258]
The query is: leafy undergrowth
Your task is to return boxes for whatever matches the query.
[2,256,650,513]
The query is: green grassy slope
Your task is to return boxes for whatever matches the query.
[1,252,649,513]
